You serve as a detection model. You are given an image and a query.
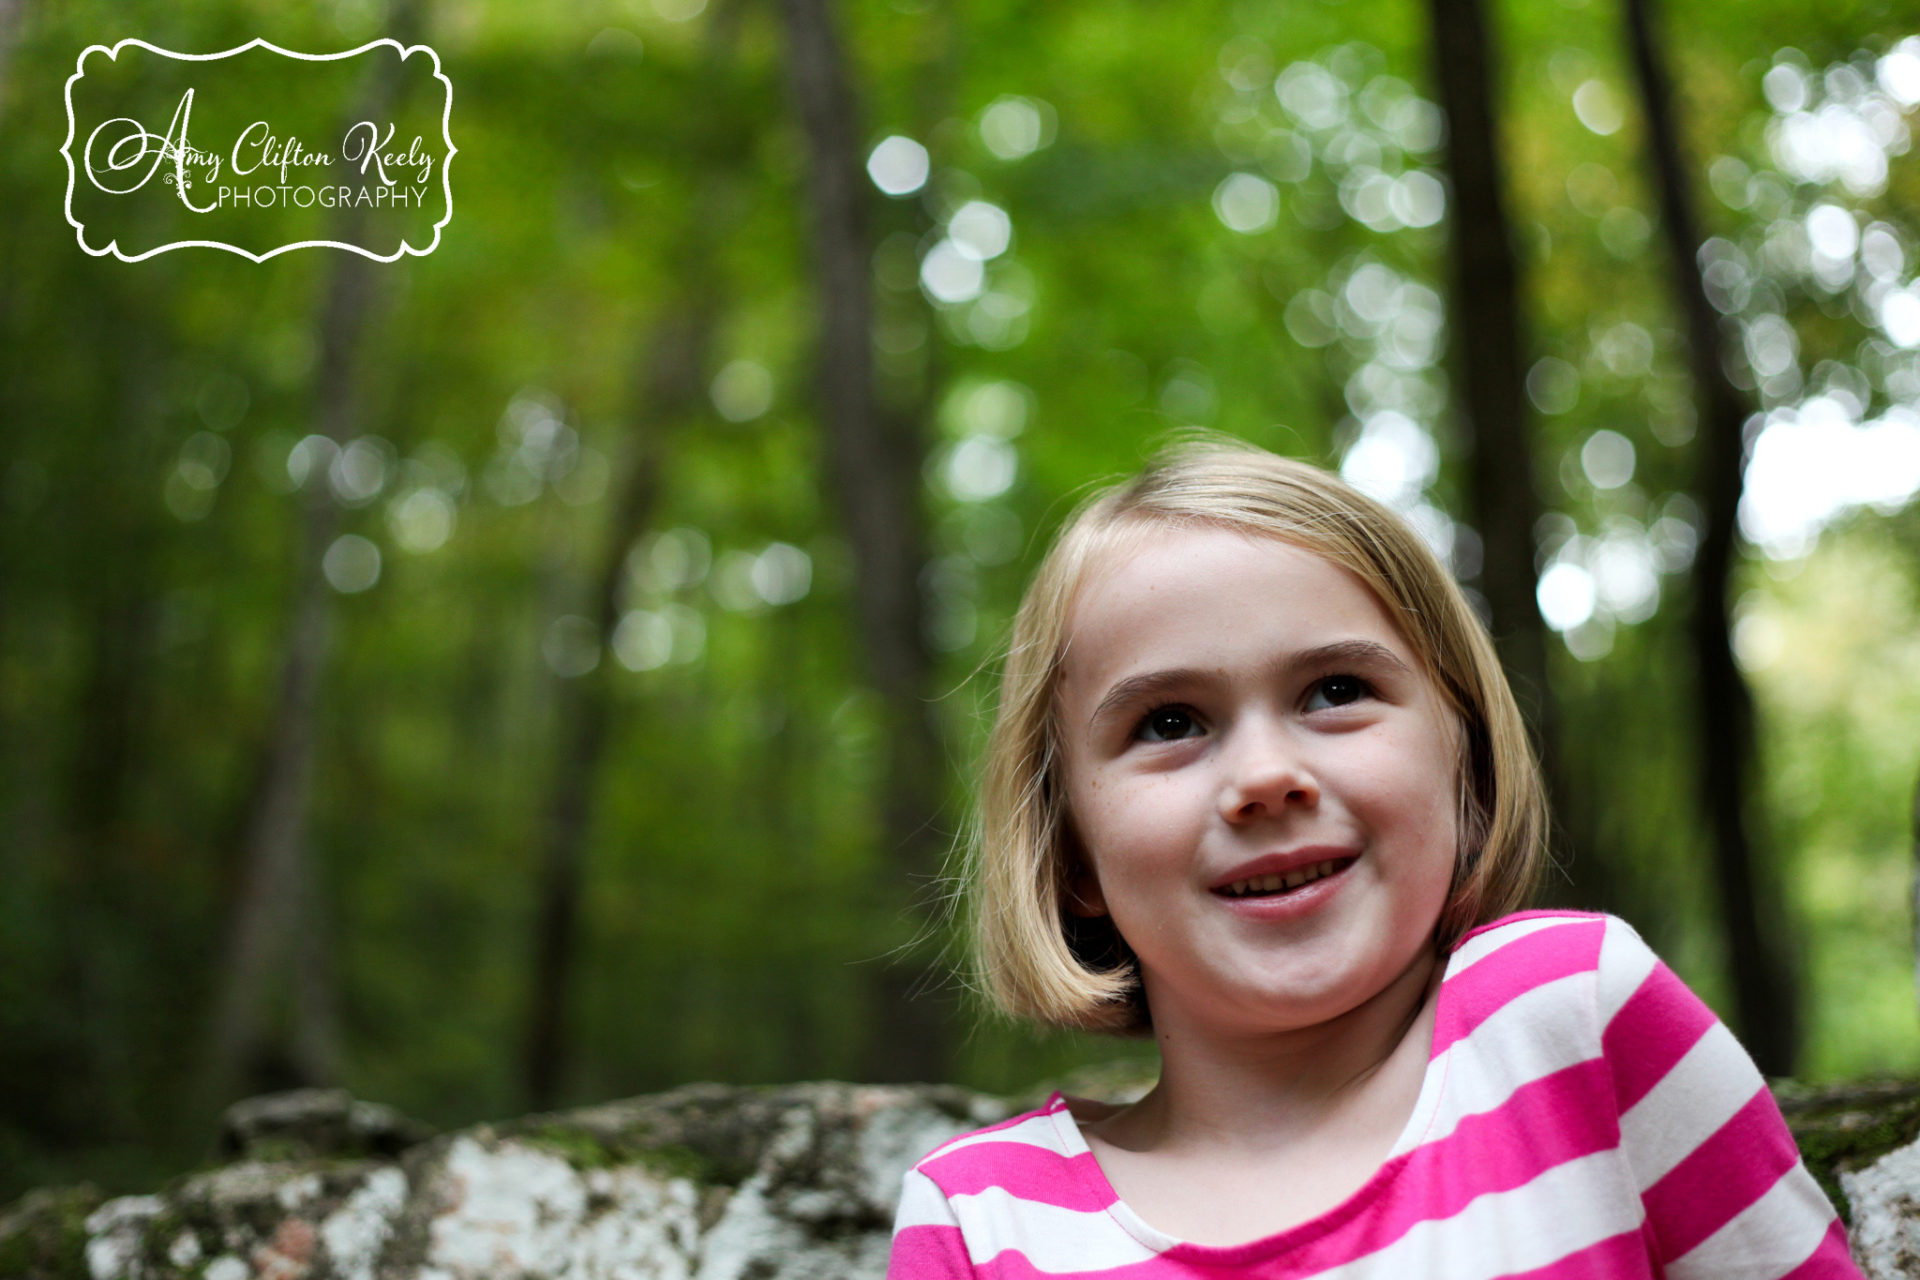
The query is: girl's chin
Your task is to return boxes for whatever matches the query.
[1159,946,1440,1037]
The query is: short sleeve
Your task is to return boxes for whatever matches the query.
[887,1167,975,1279]
[1595,916,1861,1278]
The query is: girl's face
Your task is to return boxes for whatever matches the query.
[1054,525,1461,1039]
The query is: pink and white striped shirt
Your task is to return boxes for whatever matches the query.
[889,912,1860,1278]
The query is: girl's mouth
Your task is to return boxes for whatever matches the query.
[1215,857,1356,898]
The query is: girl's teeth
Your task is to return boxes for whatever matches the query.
[1225,859,1340,897]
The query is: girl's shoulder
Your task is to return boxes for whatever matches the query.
[1453,908,1611,951]
[1439,911,1670,1038]
[1449,909,1658,973]
[908,1092,1085,1189]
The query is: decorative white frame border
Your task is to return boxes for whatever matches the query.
[61,37,456,263]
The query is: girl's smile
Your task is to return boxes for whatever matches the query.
[1055,525,1462,1039]
[1207,844,1359,921]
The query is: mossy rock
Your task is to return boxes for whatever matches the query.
[1776,1078,1920,1222]
[9,1076,1919,1280]
[514,1122,719,1185]
[0,1185,104,1280]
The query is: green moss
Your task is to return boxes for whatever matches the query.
[517,1127,721,1185]
[0,1231,35,1280]
[0,1185,104,1280]
[1779,1080,1920,1224]
[627,1143,717,1185]
[522,1126,621,1171]
[237,1139,307,1165]
[134,1208,193,1275]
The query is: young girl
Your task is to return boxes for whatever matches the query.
[888,440,1860,1277]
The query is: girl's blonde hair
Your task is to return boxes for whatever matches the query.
[969,437,1548,1034]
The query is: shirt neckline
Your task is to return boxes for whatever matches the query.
[1040,945,1464,1262]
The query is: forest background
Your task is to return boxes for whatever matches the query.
[4,0,1920,1206]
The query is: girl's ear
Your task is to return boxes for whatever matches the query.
[1061,829,1108,918]
[1066,872,1108,918]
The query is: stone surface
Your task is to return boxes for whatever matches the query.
[1844,1138,1920,1279]
[3,1072,1917,1279]
[219,1089,433,1164]
[0,1081,1013,1280]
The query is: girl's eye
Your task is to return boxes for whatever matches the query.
[1305,674,1371,712]
[1135,706,1203,742]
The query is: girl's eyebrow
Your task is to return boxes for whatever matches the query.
[1086,668,1210,732]
[1084,638,1413,732]
[1295,638,1413,677]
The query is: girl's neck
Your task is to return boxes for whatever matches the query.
[1100,946,1442,1159]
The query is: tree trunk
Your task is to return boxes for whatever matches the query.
[42,326,165,1142]
[1623,0,1798,1076]
[1424,0,1603,910]
[521,308,712,1110]
[776,0,951,1084]
[1909,758,1918,1032]
[519,3,750,1107]
[0,0,24,112]
[205,5,419,1100]
[207,273,366,1102]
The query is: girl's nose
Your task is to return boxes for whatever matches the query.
[1218,721,1319,822]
